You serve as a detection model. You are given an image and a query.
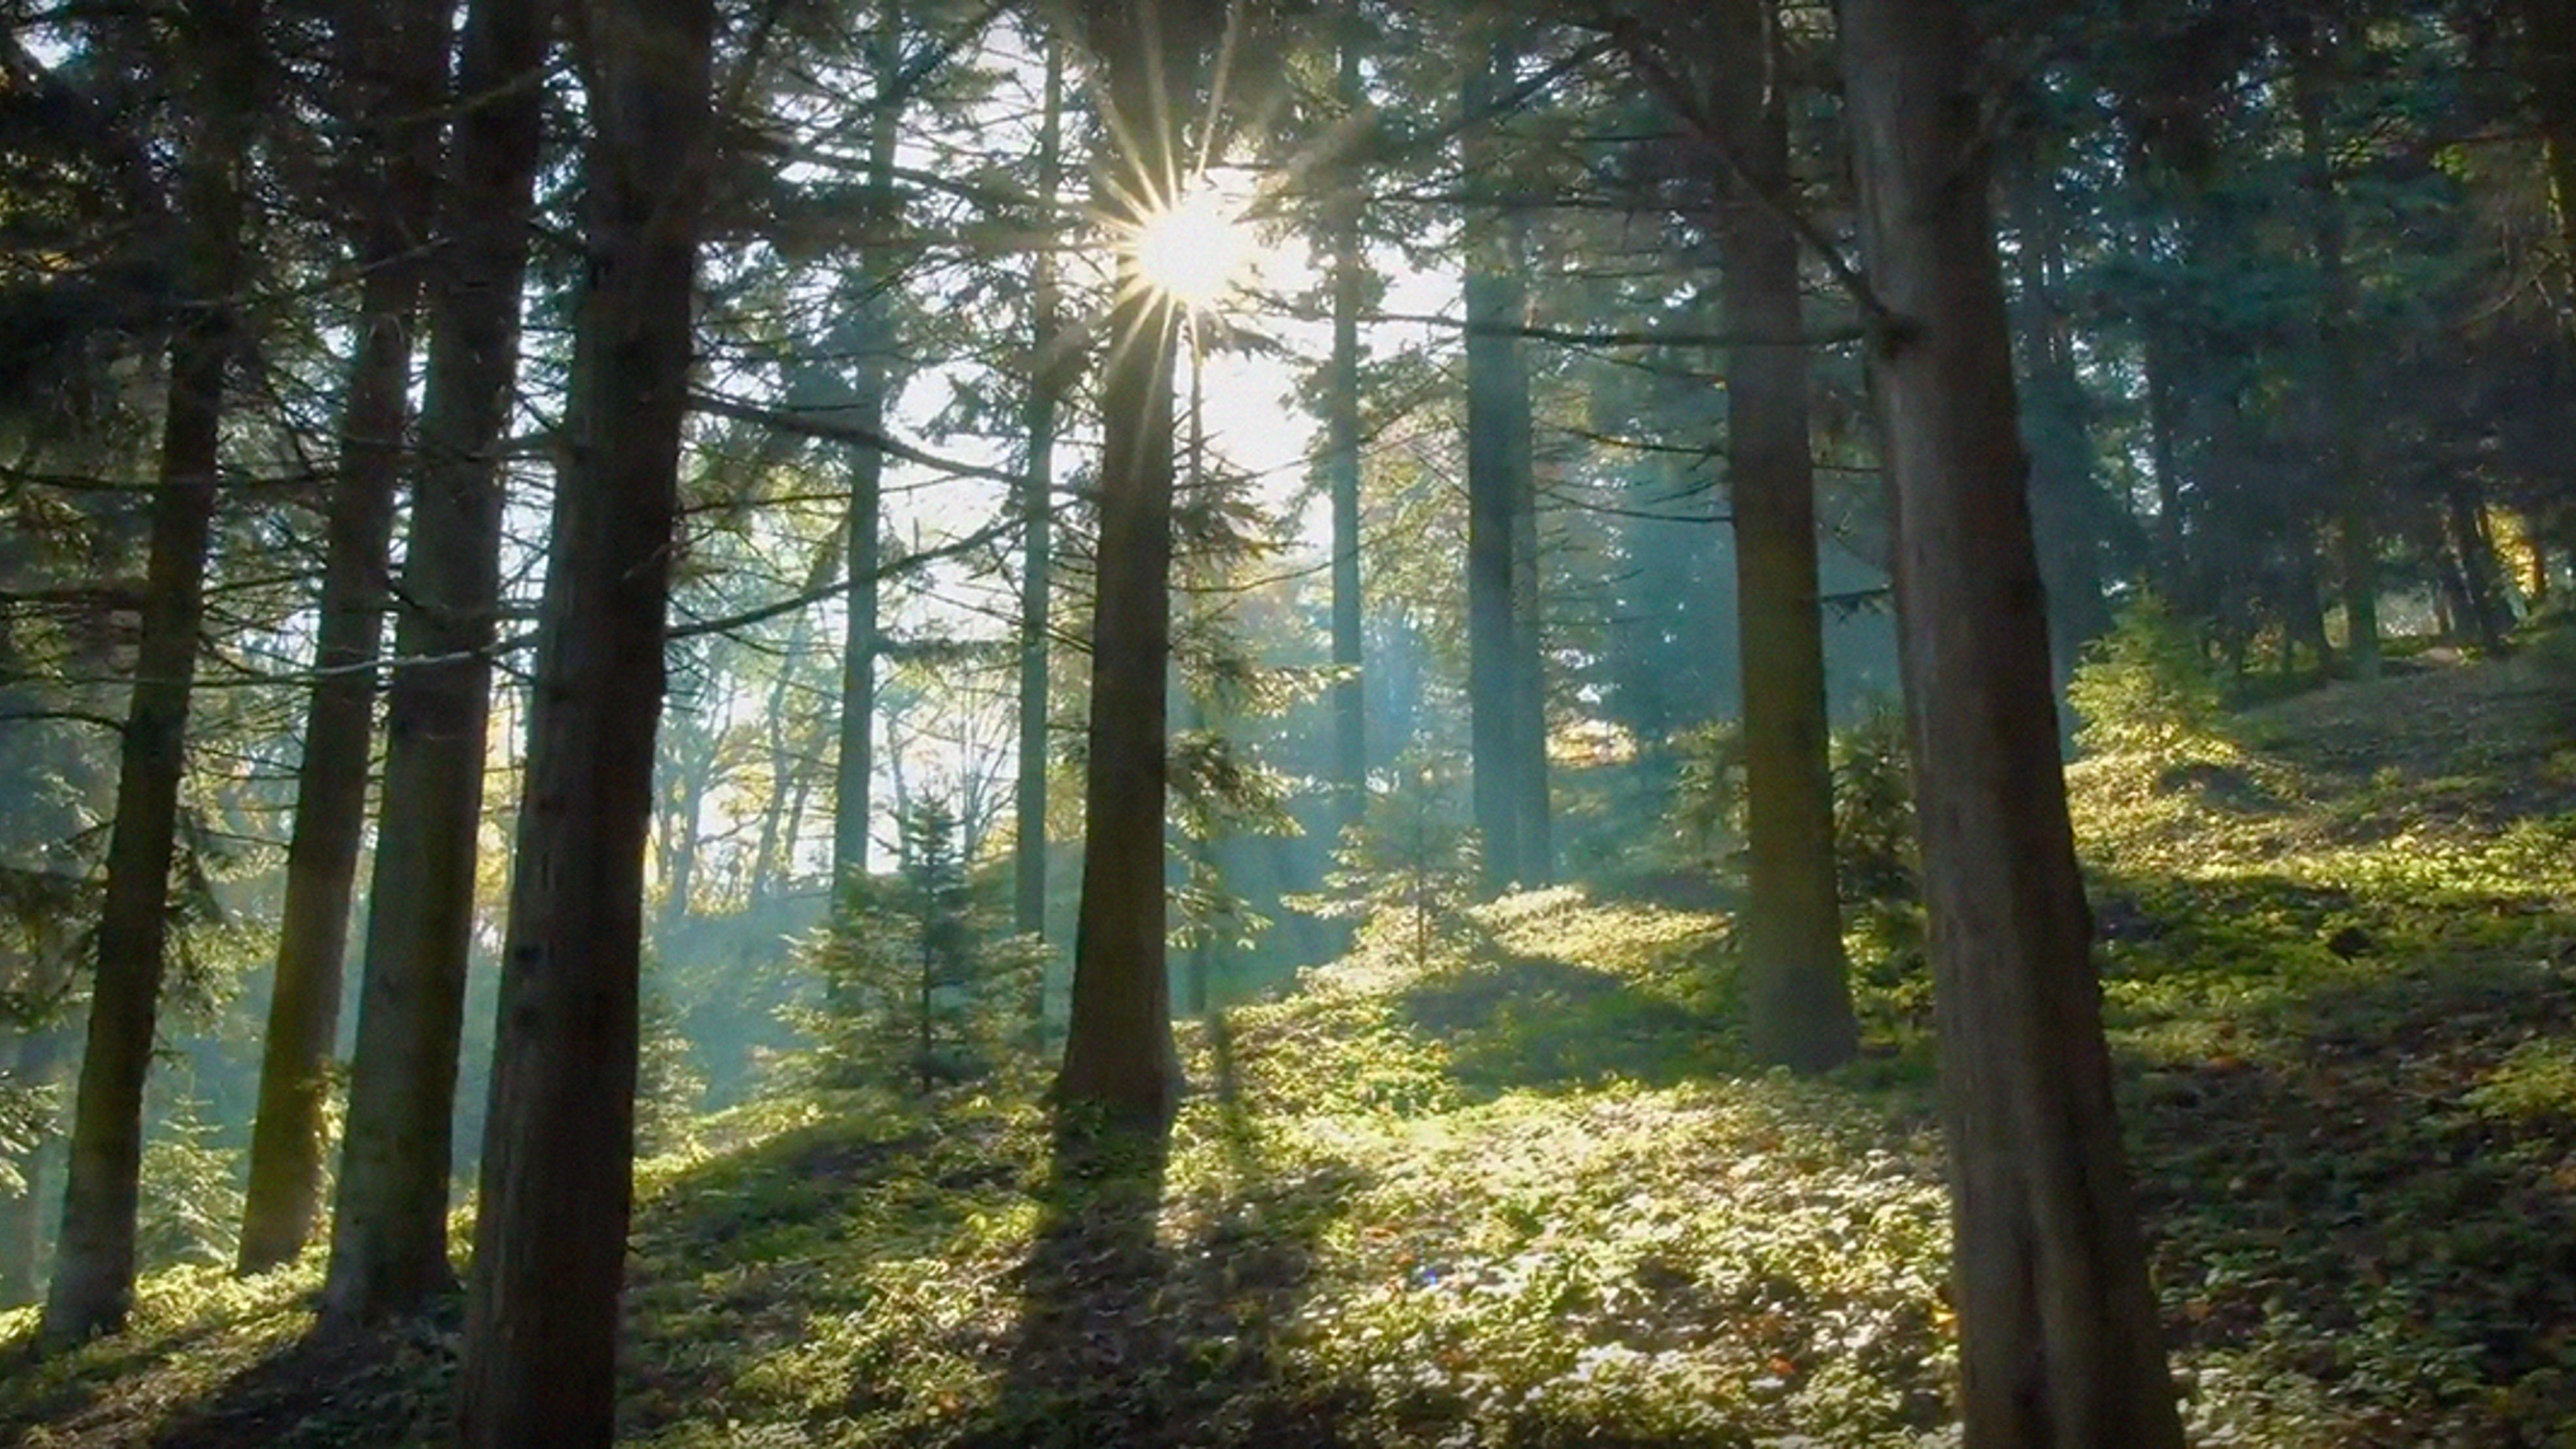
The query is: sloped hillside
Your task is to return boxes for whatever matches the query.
[8,657,2576,1448]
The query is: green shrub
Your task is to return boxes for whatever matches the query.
[2068,593,2225,757]
[796,798,1042,1097]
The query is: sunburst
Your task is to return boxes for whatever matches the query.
[1124,175,1262,314]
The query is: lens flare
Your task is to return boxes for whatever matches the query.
[1130,184,1253,311]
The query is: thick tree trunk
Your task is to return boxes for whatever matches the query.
[1712,0,1856,1074]
[324,0,549,1327]
[44,2,253,1343]
[833,7,903,904]
[238,0,445,1276]
[2292,30,2380,679]
[452,0,709,1440]
[1837,1,2187,1444]
[1462,39,1531,895]
[1015,41,1065,944]
[1327,5,1368,844]
[1058,0,1213,1125]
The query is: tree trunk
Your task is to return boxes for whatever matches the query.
[2284,539,2334,675]
[324,0,549,1327]
[1837,1,2188,1443]
[1462,37,1529,895]
[2011,184,2110,699]
[1509,403,1551,887]
[750,530,842,904]
[44,0,254,1344]
[655,706,720,941]
[1712,0,1856,1074]
[238,0,445,1277]
[1058,0,1215,1125]
[2521,0,2576,293]
[833,5,904,904]
[2291,28,2380,680]
[2447,485,2514,650]
[1015,40,1066,944]
[2143,321,2187,599]
[452,0,709,1439]
[1,1027,63,1306]
[1327,3,1368,844]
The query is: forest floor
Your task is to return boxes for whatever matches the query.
[7,648,2576,1446]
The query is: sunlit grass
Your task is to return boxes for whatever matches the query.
[14,658,2576,1447]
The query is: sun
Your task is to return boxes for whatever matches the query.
[1129,181,1257,312]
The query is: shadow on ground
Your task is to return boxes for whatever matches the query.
[1400,950,1721,1098]
[953,1023,1371,1449]
[141,1314,452,1449]
[2118,921,2576,1442]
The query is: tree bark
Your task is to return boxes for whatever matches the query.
[1837,0,2187,1443]
[44,0,254,1344]
[238,0,446,1277]
[833,5,904,904]
[1057,0,1216,1125]
[1712,0,1856,1074]
[324,0,549,1326]
[1015,39,1066,944]
[1327,3,1368,844]
[1462,38,1529,895]
[452,0,710,1439]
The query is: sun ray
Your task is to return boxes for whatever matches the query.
[1128,181,1255,311]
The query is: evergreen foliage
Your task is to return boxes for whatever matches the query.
[804,799,1041,1097]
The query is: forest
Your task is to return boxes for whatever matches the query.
[1,0,2573,1444]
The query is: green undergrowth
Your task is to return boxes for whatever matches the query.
[10,656,2576,1446]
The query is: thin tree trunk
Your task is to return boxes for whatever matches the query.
[44,0,254,1344]
[1015,40,1066,944]
[1328,5,1368,844]
[2291,27,2380,680]
[750,530,842,904]
[1,1026,63,1306]
[2521,0,2576,295]
[324,0,549,1326]
[656,720,718,942]
[1713,0,1856,1074]
[1509,392,1551,887]
[2143,322,2186,598]
[238,0,445,1276]
[2448,485,2514,650]
[452,0,709,1438]
[1462,37,1527,895]
[1838,0,2187,1443]
[834,5,903,904]
[2284,539,2334,675]
[1057,0,1212,1125]
[2012,184,2109,696]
